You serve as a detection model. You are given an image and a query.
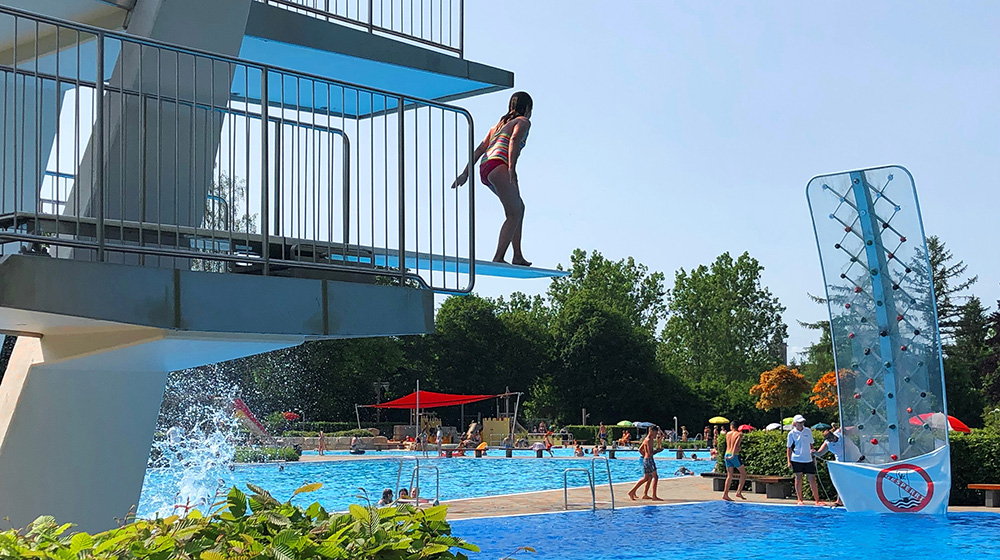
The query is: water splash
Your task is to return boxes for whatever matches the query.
[138,370,243,518]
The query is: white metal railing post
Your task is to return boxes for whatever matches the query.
[260,70,270,275]
[396,96,406,282]
[95,32,105,261]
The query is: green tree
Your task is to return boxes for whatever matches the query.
[799,319,836,382]
[942,298,989,427]
[926,235,978,340]
[548,249,667,335]
[546,293,665,424]
[981,301,1000,407]
[660,252,787,386]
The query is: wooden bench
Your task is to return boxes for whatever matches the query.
[968,484,1000,507]
[701,472,794,499]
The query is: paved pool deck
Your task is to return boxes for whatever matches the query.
[441,475,997,518]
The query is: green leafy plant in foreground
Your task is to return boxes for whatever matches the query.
[0,483,479,560]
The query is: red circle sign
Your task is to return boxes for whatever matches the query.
[876,463,934,513]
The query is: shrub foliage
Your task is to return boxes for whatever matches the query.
[0,484,479,560]
[233,446,300,463]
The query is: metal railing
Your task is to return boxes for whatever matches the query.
[0,5,476,293]
[396,456,440,507]
[563,468,595,511]
[591,456,615,510]
[259,0,463,57]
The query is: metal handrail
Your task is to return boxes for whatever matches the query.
[563,468,595,511]
[591,456,615,510]
[395,456,440,507]
[258,0,464,57]
[0,4,476,294]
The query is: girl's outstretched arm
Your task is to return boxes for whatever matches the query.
[450,125,494,188]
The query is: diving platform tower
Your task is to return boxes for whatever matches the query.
[0,0,559,531]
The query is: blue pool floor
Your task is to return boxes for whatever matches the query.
[451,501,1000,560]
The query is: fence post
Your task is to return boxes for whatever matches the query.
[397,97,405,282]
[260,69,270,275]
[95,33,105,261]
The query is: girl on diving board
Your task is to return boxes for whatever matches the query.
[451,91,533,266]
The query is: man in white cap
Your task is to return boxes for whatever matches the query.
[786,414,824,506]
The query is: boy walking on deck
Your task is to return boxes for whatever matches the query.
[627,426,662,501]
[722,421,746,501]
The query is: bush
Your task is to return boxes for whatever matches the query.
[282,430,321,437]
[949,431,1000,505]
[233,446,300,463]
[282,429,377,438]
[295,421,395,435]
[0,484,479,559]
[715,430,835,501]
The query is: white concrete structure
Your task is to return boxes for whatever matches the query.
[0,0,536,532]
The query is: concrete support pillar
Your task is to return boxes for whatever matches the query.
[0,327,302,532]
[64,0,254,264]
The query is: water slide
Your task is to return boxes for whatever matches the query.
[232,398,277,445]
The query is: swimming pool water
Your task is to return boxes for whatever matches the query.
[299,448,715,459]
[451,502,1000,560]
[137,456,714,518]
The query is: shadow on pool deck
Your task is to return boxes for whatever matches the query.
[440,475,999,519]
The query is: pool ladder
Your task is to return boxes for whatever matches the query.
[396,455,440,507]
[563,457,615,511]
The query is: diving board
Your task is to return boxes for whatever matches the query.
[0,212,567,287]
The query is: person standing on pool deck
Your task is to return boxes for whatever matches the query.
[722,421,747,501]
[450,91,533,266]
[598,422,608,446]
[787,414,825,506]
[627,426,662,501]
[814,424,845,506]
[318,431,325,456]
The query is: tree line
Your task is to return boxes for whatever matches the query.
[159,237,1000,434]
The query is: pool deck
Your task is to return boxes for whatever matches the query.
[442,476,998,518]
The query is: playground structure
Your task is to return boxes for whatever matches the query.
[807,165,950,514]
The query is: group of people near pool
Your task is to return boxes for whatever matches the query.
[720,414,844,506]
[619,414,844,505]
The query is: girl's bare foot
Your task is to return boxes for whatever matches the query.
[511,258,532,267]
[492,257,507,264]
[650,497,664,501]
[641,495,651,500]
[627,491,638,501]
[736,493,747,500]
[722,495,733,502]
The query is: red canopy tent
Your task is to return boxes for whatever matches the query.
[354,383,521,447]
[361,390,497,409]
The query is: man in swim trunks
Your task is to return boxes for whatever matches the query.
[627,426,662,501]
[722,421,747,501]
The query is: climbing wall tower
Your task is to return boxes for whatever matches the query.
[807,165,950,513]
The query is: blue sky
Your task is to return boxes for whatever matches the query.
[456,1,1000,357]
